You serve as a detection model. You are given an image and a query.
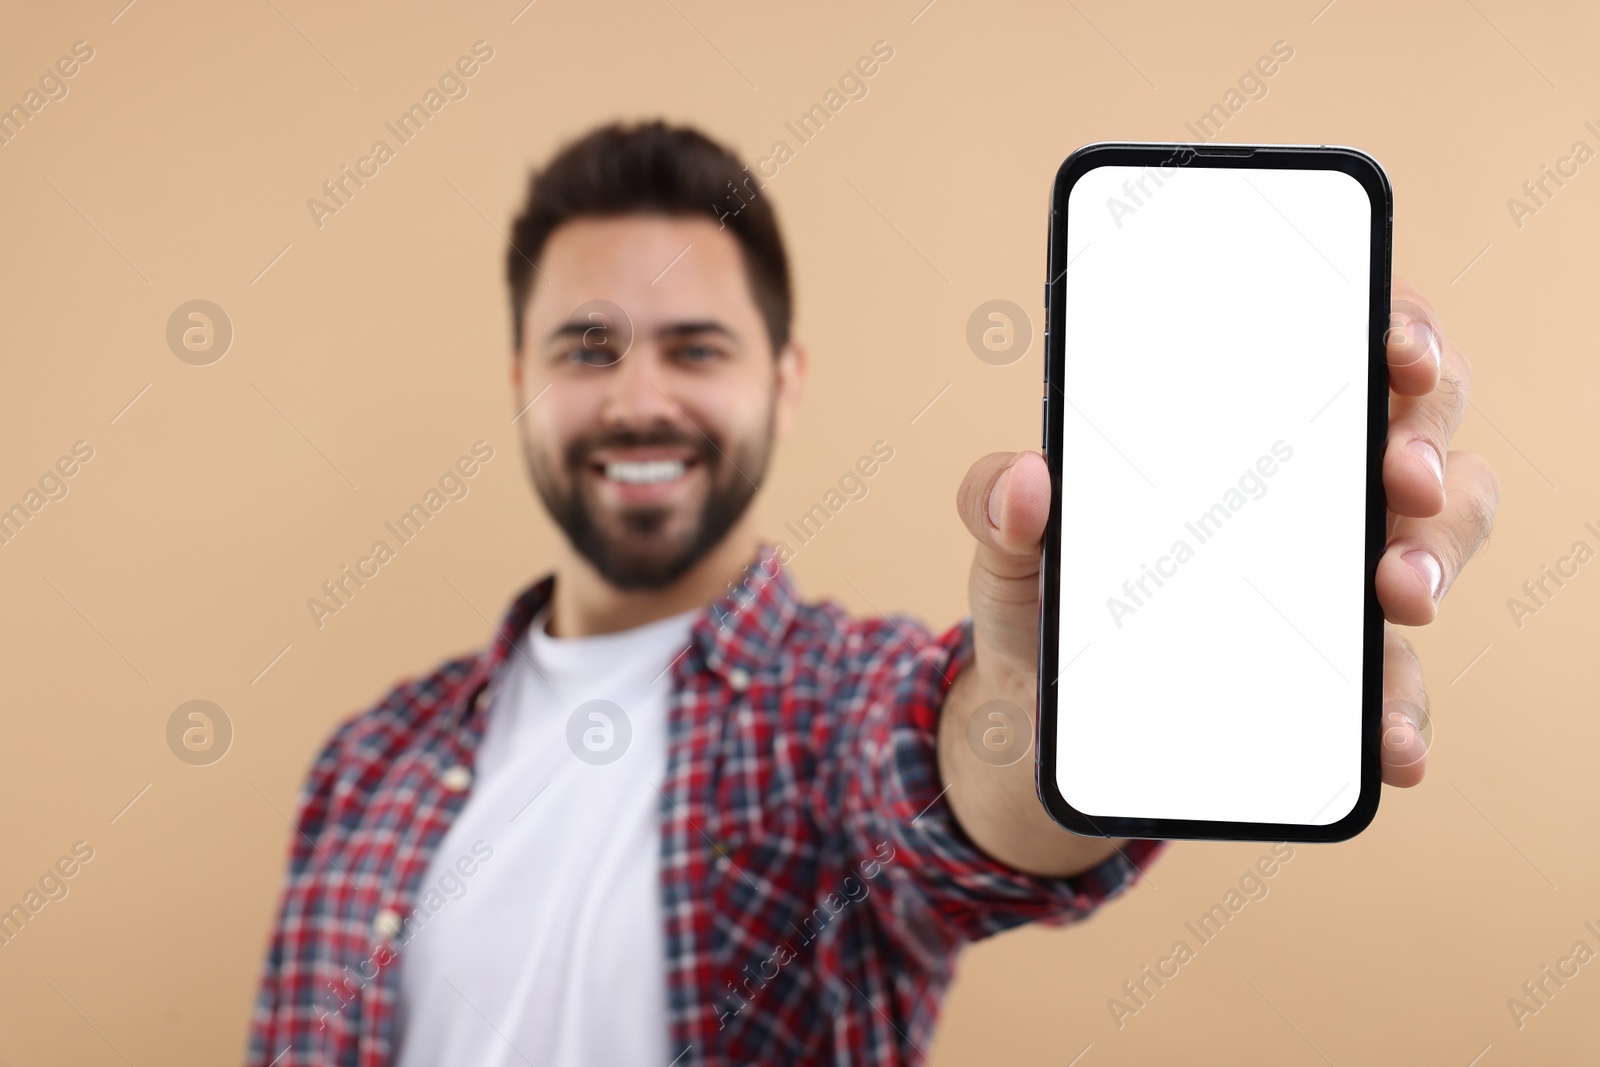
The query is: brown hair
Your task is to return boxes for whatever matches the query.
[506,119,791,356]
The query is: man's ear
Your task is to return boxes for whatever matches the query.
[773,338,807,441]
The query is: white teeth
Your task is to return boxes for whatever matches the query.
[604,459,687,485]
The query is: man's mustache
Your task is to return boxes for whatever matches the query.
[564,431,716,469]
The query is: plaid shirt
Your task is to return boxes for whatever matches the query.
[246,541,1164,1066]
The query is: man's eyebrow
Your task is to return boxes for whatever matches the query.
[541,319,741,345]
[544,320,611,344]
[655,320,739,343]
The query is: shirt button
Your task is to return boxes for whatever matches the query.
[727,667,751,692]
[473,687,491,712]
[373,907,402,940]
[440,765,473,792]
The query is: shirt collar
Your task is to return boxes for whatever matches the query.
[449,539,798,726]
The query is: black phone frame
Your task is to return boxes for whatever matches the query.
[1037,141,1393,844]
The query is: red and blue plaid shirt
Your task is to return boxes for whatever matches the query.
[246,541,1164,1066]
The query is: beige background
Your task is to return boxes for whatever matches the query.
[1,0,1595,1063]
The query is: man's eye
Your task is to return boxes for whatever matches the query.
[679,344,719,362]
[562,346,620,367]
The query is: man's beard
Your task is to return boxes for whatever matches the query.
[522,419,770,591]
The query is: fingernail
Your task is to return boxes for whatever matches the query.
[1406,438,1444,487]
[1381,700,1430,766]
[1410,320,1440,369]
[988,465,1010,528]
[1390,318,1439,370]
[1403,549,1443,600]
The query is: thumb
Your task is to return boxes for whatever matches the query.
[956,450,1051,670]
[957,450,1051,555]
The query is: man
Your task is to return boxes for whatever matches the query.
[246,120,1498,1065]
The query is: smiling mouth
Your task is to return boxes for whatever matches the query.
[599,458,693,484]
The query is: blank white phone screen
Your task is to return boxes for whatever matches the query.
[1056,162,1372,827]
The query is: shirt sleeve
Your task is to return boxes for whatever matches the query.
[244,716,354,1067]
[840,614,1165,971]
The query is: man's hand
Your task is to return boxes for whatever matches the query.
[936,275,1501,877]
[1370,277,1500,784]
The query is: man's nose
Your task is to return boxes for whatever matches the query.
[599,344,680,429]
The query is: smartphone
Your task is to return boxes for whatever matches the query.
[1037,142,1392,843]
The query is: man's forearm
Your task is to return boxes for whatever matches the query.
[937,651,1129,878]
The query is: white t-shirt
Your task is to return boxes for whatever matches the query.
[394,602,701,1067]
